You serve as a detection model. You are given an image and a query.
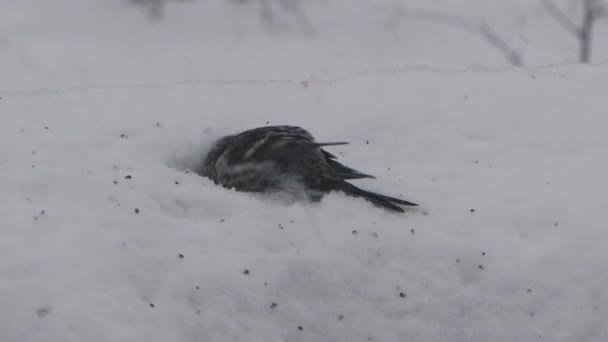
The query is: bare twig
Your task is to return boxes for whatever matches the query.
[388,7,523,67]
[477,21,523,66]
[541,0,581,35]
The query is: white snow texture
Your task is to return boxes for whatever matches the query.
[1,1,608,341]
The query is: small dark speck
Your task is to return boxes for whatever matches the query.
[474,160,479,164]
[134,208,140,214]
[40,210,45,216]
[289,219,294,223]
[352,230,358,235]
[338,314,344,320]
[242,269,250,275]
[478,265,484,270]
[554,222,559,227]
[410,228,415,234]
[124,175,132,180]
[470,208,476,213]
[44,126,49,130]
[456,259,461,263]
[387,167,391,171]
[113,180,118,185]
[527,289,532,293]
[481,252,486,256]
[366,140,369,145]
[219,219,225,223]
[298,326,303,331]
[156,122,162,127]
[178,253,184,259]
[422,212,429,216]
[278,224,284,230]
[195,310,201,314]
[270,302,278,309]
[174,181,180,185]
[32,150,36,155]
[265,121,270,124]
[36,307,50,318]
[31,164,36,168]
[264,282,268,286]
[149,303,155,308]
[368,338,373,342]
[399,292,406,298]
[371,232,378,238]
[530,311,535,317]
[120,134,128,139]
[195,286,200,290]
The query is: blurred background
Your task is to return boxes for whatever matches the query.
[2,0,607,90]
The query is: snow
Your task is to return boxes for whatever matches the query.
[2,1,608,341]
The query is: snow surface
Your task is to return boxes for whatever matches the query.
[2,1,608,341]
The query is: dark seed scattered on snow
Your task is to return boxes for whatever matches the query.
[36,307,50,318]
[242,269,250,275]
[44,126,49,130]
[478,265,484,270]
[134,208,140,214]
[371,232,378,238]
[298,326,303,331]
[120,134,128,139]
[196,286,200,290]
[156,122,162,127]
[174,181,180,185]
[124,175,132,180]
[219,219,225,223]
[40,210,45,216]
[149,303,155,308]
[366,140,369,145]
[527,289,532,293]
[278,224,284,230]
[554,222,559,227]
[178,253,184,259]
[456,259,461,263]
[352,230,358,235]
[338,314,344,320]
[113,180,118,185]
[270,302,278,309]
[482,252,486,256]
[410,229,415,234]
[470,209,476,213]
[400,292,406,298]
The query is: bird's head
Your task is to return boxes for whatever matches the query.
[198,135,236,179]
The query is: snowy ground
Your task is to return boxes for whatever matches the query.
[2,1,608,341]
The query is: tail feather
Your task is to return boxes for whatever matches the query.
[334,181,418,213]
[329,159,376,180]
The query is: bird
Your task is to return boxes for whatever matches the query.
[196,125,418,212]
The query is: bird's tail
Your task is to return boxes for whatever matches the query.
[333,181,418,213]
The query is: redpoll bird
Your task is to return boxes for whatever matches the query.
[197,126,417,212]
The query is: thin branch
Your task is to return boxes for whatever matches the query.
[388,7,523,67]
[541,0,581,36]
[477,21,523,66]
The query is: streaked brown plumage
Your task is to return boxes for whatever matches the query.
[196,126,417,212]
